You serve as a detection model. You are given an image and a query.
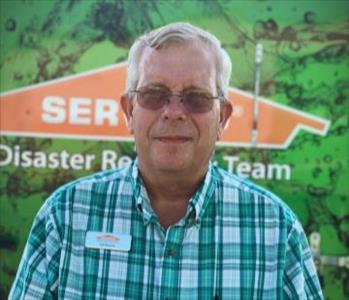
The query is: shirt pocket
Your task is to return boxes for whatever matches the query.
[82,247,130,298]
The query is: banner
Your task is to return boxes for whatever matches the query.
[0,1,348,298]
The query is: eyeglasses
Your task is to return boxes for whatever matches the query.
[128,86,225,114]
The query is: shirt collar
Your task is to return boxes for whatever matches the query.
[188,161,217,224]
[129,158,217,227]
[129,159,156,225]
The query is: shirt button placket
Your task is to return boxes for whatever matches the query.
[167,248,175,257]
[160,226,183,300]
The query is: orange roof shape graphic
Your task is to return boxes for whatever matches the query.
[96,234,120,242]
[0,63,330,149]
[222,88,330,149]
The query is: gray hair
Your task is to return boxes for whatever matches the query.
[126,22,232,98]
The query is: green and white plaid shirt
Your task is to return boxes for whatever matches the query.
[10,159,323,299]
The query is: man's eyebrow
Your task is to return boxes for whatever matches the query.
[145,83,170,90]
[182,86,210,93]
[143,84,210,93]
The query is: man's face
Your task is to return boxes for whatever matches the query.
[121,42,232,177]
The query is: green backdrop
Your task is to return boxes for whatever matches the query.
[0,0,348,299]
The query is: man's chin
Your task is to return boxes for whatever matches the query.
[151,157,192,173]
[155,163,189,172]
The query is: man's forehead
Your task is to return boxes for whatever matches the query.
[137,42,216,88]
[140,41,214,63]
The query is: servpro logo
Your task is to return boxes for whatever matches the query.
[96,234,120,242]
[0,63,330,149]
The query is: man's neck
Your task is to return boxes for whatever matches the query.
[138,164,208,229]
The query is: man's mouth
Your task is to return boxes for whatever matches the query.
[154,136,192,144]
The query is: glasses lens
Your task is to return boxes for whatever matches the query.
[183,91,213,113]
[137,89,168,110]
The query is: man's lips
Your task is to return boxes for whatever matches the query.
[154,136,192,143]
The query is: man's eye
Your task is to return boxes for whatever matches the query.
[186,92,210,102]
[142,91,167,103]
[146,90,166,98]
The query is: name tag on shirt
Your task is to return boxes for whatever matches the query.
[85,231,132,251]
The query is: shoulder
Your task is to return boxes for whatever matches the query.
[213,165,297,228]
[37,162,135,222]
[58,163,133,192]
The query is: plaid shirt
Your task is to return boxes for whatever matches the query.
[10,159,323,299]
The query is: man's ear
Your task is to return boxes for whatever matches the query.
[217,101,233,140]
[120,94,134,134]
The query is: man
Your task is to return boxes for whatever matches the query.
[10,23,323,299]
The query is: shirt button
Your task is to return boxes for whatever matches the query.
[188,217,196,226]
[167,248,175,257]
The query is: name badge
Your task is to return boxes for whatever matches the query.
[85,231,132,251]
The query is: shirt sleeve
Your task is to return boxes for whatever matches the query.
[8,198,61,300]
[283,220,324,300]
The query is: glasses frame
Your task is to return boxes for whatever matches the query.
[128,86,226,114]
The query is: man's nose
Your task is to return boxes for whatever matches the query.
[161,94,187,120]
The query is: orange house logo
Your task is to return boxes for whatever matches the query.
[96,234,120,242]
[0,63,330,149]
